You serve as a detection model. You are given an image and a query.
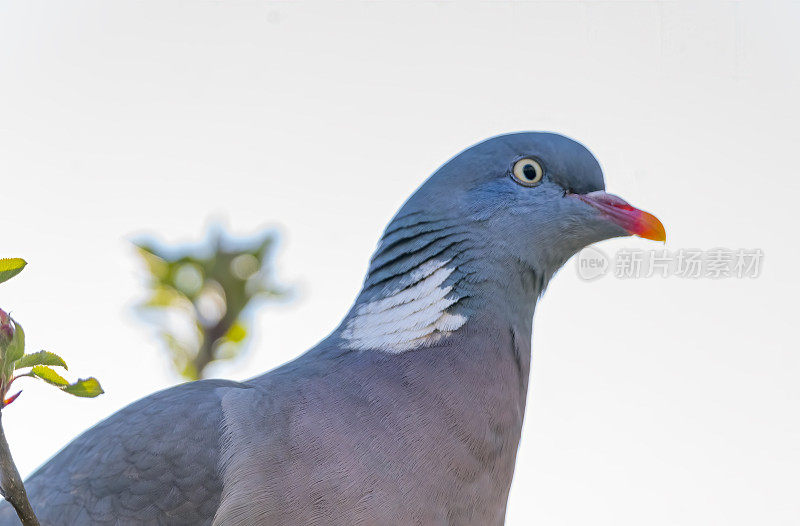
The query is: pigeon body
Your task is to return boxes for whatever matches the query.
[0,133,664,525]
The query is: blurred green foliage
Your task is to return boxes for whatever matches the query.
[135,228,289,380]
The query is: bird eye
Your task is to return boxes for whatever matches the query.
[511,158,544,186]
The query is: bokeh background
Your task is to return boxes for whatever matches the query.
[1,1,798,524]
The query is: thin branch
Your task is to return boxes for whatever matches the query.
[0,413,39,525]
[7,374,32,390]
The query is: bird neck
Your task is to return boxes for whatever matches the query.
[338,213,546,354]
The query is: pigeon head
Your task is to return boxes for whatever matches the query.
[341,132,664,353]
[390,132,664,275]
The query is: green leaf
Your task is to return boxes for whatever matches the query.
[27,366,104,398]
[30,365,69,386]
[0,258,26,284]
[14,351,68,370]
[62,377,103,397]
[5,321,25,365]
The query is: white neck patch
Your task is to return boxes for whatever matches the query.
[342,259,468,353]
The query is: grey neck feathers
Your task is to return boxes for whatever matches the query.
[340,211,546,353]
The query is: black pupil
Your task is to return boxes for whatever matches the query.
[522,163,538,180]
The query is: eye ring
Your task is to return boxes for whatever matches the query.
[511,158,544,187]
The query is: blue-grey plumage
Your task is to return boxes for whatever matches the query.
[0,132,664,525]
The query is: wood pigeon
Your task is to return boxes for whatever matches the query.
[0,132,664,525]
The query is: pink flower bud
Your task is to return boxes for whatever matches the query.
[0,309,12,344]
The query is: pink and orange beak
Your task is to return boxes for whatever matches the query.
[573,191,666,242]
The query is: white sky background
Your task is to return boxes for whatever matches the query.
[0,1,798,524]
